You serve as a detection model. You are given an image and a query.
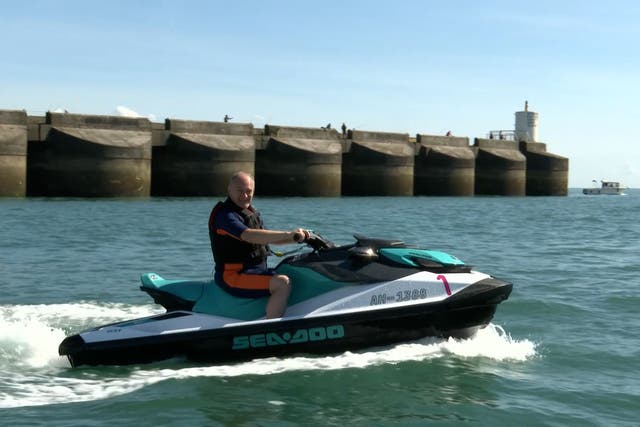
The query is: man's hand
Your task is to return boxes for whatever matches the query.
[293,229,310,243]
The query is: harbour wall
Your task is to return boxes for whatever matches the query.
[0,110,27,197]
[2,110,569,197]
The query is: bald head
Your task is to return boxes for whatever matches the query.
[230,171,254,186]
[228,171,255,209]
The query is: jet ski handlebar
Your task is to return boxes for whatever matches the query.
[303,230,334,251]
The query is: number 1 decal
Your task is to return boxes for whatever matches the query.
[436,274,452,296]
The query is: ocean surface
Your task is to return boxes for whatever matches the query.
[1,190,639,426]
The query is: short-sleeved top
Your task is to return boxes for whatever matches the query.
[215,206,250,240]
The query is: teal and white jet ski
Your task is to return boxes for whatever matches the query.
[59,233,512,367]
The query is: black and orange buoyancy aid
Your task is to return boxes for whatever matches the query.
[208,198,269,270]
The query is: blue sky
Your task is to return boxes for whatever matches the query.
[2,0,639,188]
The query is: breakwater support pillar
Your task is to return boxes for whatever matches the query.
[414,134,475,196]
[27,112,152,197]
[473,138,526,196]
[342,130,414,196]
[0,110,28,197]
[519,141,569,196]
[255,125,342,196]
[152,119,255,196]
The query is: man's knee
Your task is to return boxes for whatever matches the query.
[270,274,290,293]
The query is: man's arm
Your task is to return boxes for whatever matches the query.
[240,228,306,245]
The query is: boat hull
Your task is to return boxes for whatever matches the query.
[582,180,627,195]
[59,279,512,367]
[582,189,625,195]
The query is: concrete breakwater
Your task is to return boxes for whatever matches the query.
[1,110,568,197]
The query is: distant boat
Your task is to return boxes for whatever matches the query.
[582,180,627,195]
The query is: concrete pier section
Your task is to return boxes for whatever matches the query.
[520,141,569,196]
[255,125,342,196]
[0,110,28,197]
[28,112,152,197]
[473,138,526,196]
[152,119,255,196]
[342,130,414,196]
[414,134,475,196]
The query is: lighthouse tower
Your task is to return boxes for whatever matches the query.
[514,101,539,142]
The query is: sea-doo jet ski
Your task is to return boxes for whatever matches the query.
[59,233,512,367]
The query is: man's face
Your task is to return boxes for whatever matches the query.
[228,175,254,209]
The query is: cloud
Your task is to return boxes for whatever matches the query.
[115,105,156,122]
[115,105,141,117]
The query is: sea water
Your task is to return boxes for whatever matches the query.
[1,191,638,426]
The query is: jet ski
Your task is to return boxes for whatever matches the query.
[59,233,512,367]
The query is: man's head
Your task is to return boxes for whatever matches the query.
[228,171,254,209]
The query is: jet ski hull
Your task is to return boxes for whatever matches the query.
[59,278,512,367]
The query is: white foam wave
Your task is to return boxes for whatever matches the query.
[439,324,536,361]
[0,303,163,369]
[0,316,68,368]
[164,324,536,380]
[0,373,159,408]
[1,303,537,409]
[1,302,163,325]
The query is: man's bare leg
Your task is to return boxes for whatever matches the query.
[266,274,291,318]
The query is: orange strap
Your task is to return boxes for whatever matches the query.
[222,264,272,291]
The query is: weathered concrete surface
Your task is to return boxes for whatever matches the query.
[16,110,570,198]
[28,112,152,197]
[152,119,256,196]
[27,115,45,142]
[0,110,28,196]
[473,138,526,196]
[519,141,568,196]
[414,134,475,196]
[416,134,469,148]
[342,130,414,196]
[519,141,547,153]
[255,125,342,196]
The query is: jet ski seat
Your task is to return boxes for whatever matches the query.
[353,234,405,250]
[141,272,269,320]
[140,271,343,321]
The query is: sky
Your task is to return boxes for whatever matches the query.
[2,0,639,188]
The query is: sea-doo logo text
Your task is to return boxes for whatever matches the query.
[232,325,345,350]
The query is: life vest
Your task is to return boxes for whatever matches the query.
[208,198,269,269]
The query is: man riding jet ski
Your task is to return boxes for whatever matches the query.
[208,171,311,319]
[59,231,512,367]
